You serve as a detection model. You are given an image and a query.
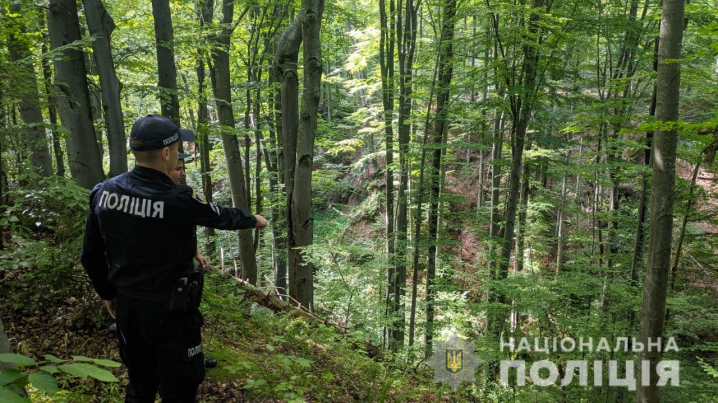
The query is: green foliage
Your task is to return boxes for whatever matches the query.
[0,176,97,318]
[0,353,119,401]
[198,271,458,402]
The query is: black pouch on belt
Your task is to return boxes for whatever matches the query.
[167,277,190,315]
[189,268,204,307]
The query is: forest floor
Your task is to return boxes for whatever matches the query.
[0,271,464,402]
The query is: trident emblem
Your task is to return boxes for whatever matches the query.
[445,348,464,374]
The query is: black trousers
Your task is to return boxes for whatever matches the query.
[116,293,205,403]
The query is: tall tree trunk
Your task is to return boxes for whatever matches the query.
[487,15,505,276]
[152,0,181,127]
[265,66,287,296]
[637,0,685,399]
[498,2,541,283]
[516,143,532,274]
[86,69,104,161]
[47,0,104,189]
[40,31,65,177]
[197,0,215,258]
[271,59,288,298]
[83,0,127,177]
[0,104,4,252]
[254,82,263,254]
[664,158,701,327]
[630,35,659,286]
[486,81,505,354]
[245,74,252,215]
[488,0,545,353]
[290,0,322,310]
[277,17,301,304]
[556,144,569,273]
[325,59,332,122]
[512,146,531,332]
[425,0,456,358]
[5,6,53,177]
[379,0,398,349]
[210,0,257,284]
[488,109,504,268]
[409,61,438,348]
[398,0,418,348]
[276,0,324,309]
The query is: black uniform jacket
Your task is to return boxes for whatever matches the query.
[80,166,256,301]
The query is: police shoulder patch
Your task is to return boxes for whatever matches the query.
[191,188,207,204]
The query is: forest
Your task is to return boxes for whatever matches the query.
[0,0,717,401]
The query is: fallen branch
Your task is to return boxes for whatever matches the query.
[208,266,384,359]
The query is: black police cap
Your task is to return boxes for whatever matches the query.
[178,153,192,160]
[130,114,196,151]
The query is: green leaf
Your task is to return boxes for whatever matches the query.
[29,371,58,395]
[0,354,36,367]
[57,363,118,382]
[43,355,64,364]
[0,388,31,403]
[0,369,26,386]
[295,357,312,368]
[39,366,59,374]
[57,364,87,380]
[57,363,117,382]
[71,356,93,362]
[91,358,121,368]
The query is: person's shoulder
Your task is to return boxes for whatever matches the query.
[91,172,129,193]
[91,181,105,194]
[176,185,208,204]
[176,184,193,197]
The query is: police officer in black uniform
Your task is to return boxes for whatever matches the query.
[168,153,216,369]
[81,114,267,402]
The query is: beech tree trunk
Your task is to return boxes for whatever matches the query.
[277,17,301,302]
[40,30,65,177]
[270,58,288,298]
[425,0,456,357]
[630,35,659,286]
[83,0,127,177]
[210,0,257,284]
[291,0,322,310]
[197,0,215,257]
[47,0,104,189]
[637,0,685,399]
[394,0,417,350]
[556,144,569,273]
[516,143,531,274]
[276,0,324,309]
[152,0,181,127]
[379,0,398,349]
[5,6,53,177]
[498,3,540,283]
